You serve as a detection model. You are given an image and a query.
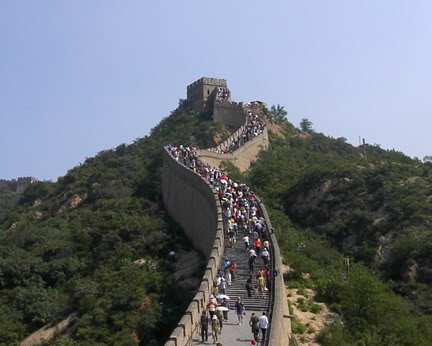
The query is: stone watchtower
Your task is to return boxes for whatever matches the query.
[186,77,230,113]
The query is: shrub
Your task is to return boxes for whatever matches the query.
[292,319,307,334]
[310,303,322,314]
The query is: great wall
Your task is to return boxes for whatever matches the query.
[0,177,39,193]
[162,78,291,345]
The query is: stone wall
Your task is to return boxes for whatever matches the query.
[257,198,291,345]
[20,313,77,346]
[0,177,38,193]
[162,149,223,258]
[196,127,269,172]
[162,148,226,345]
[213,100,246,128]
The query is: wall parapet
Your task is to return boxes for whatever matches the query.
[162,148,225,345]
[256,197,291,345]
[213,99,246,128]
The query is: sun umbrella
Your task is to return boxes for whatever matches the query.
[216,306,229,311]
[216,294,230,300]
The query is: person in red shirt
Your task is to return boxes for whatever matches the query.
[254,238,262,255]
[229,261,237,280]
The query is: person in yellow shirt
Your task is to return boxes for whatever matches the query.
[257,274,266,299]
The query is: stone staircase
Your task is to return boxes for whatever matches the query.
[220,231,270,312]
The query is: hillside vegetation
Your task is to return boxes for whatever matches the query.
[2,100,432,345]
[0,185,20,219]
[0,104,227,346]
[236,116,432,345]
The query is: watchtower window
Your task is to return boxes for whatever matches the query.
[207,90,210,95]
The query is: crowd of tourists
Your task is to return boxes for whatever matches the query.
[166,108,271,344]
[216,87,231,101]
[209,109,265,154]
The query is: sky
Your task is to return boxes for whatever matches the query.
[1,1,431,181]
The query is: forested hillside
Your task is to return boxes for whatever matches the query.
[236,116,432,345]
[2,100,432,346]
[0,185,20,219]
[0,103,228,346]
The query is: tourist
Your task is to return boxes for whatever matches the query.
[235,297,246,325]
[216,309,224,334]
[228,229,236,248]
[200,311,209,342]
[265,268,271,292]
[246,276,253,298]
[254,238,262,255]
[229,261,236,281]
[257,273,266,298]
[248,255,256,274]
[208,298,217,319]
[259,312,269,344]
[249,312,260,342]
[261,248,270,267]
[221,298,230,321]
[219,277,227,295]
[243,234,250,250]
[211,315,220,342]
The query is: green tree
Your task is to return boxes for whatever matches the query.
[298,118,314,132]
[268,104,288,122]
[299,118,314,132]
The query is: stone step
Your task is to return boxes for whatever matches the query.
[218,230,271,315]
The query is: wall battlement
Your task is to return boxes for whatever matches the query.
[186,77,227,90]
[0,177,39,193]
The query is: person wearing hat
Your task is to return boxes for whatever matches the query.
[211,314,220,342]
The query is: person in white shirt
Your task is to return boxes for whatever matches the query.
[259,312,269,343]
[243,235,250,250]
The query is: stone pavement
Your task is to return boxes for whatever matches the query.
[192,309,261,346]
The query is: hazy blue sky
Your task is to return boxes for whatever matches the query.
[1,1,431,181]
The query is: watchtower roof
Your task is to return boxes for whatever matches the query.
[187,77,227,90]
